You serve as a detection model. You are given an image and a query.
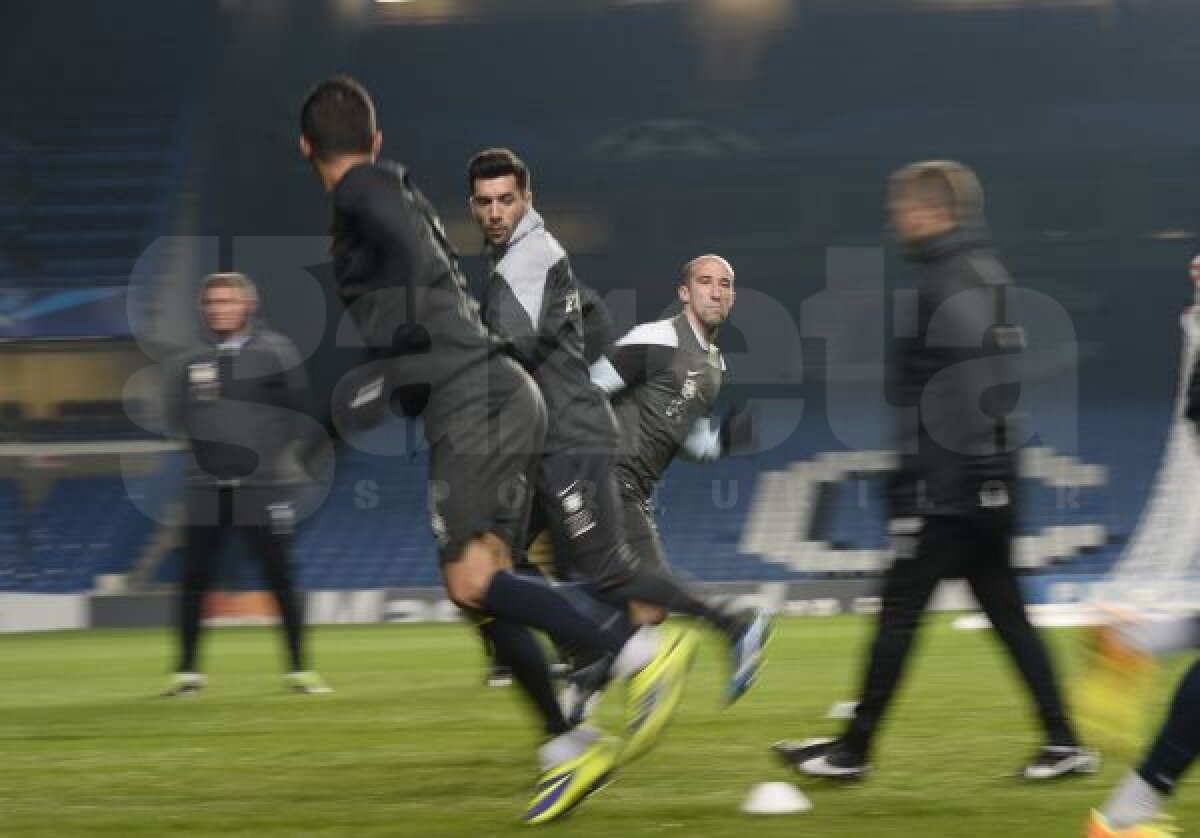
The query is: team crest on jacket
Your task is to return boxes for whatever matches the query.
[665,370,702,420]
[188,361,217,384]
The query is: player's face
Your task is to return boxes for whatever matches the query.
[470,175,530,248]
[202,285,252,336]
[888,195,926,244]
[889,192,948,245]
[680,260,735,328]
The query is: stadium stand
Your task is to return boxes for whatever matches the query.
[0,474,171,593]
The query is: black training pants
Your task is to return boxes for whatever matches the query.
[176,483,305,674]
[845,513,1075,755]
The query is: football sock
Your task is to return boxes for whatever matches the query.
[481,570,632,659]
[1135,659,1200,797]
[480,618,570,736]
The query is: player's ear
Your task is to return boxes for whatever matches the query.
[298,135,313,160]
[678,283,690,305]
[371,131,383,159]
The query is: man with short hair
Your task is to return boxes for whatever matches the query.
[298,79,694,824]
[163,272,328,697]
[775,160,1094,781]
[468,150,762,712]
[589,254,769,703]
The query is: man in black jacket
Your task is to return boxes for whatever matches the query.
[297,78,695,824]
[163,272,329,696]
[775,161,1094,780]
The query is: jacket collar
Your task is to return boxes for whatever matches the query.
[904,223,989,264]
[488,207,543,264]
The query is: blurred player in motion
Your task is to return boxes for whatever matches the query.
[484,281,615,688]
[588,254,769,705]
[775,161,1094,781]
[298,80,694,823]
[1084,613,1199,837]
[1086,286,1200,835]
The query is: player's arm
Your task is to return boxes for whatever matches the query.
[268,333,313,441]
[579,283,614,364]
[889,283,948,513]
[910,279,1020,495]
[588,327,675,397]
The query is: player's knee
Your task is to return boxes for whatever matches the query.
[443,540,502,608]
[630,601,667,626]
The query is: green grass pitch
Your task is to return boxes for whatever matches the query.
[1,616,1195,836]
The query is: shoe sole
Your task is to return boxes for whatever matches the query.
[727,619,772,705]
[799,759,868,780]
[1022,757,1101,781]
[771,739,869,779]
[162,686,204,698]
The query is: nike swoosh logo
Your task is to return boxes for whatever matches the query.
[348,377,384,409]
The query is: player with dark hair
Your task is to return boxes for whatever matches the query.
[467,148,762,718]
[297,77,695,824]
[774,160,1095,781]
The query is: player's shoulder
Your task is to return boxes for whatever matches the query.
[252,329,301,361]
[498,222,567,282]
[333,161,421,225]
[616,318,678,348]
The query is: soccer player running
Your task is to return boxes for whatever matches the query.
[1086,308,1200,835]
[467,148,703,745]
[775,161,1095,781]
[588,254,770,703]
[298,78,692,824]
[485,280,615,688]
[1084,613,1199,836]
[468,148,764,712]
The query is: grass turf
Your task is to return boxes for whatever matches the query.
[1,616,1195,836]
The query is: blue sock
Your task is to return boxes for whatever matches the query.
[1138,658,1200,793]
[481,619,570,736]
[481,570,631,659]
